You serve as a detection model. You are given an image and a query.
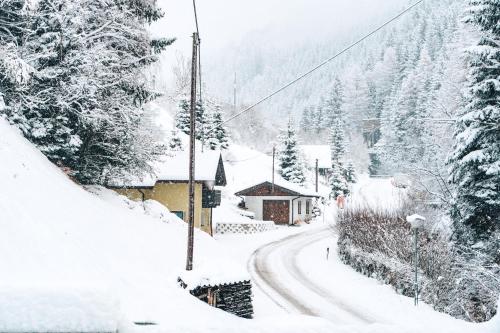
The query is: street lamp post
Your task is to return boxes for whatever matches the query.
[406,214,426,306]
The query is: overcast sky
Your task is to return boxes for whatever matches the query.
[150,0,412,90]
[153,0,410,54]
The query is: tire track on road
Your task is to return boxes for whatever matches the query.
[249,226,374,324]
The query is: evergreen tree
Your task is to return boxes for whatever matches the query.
[448,0,500,246]
[329,118,350,196]
[195,100,206,141]
[1,0,174,184]
[277,119,306,184]
[0,0,32,122]
[313,101,324,134]
[205,104,229,150]
[175,96,206,141]
[342,67,370,133]
[175,97,191,135]
[345,160,357,183]
[168,127,183,151]
[329,118,347,166]
[368,152,382,176]
[323,77,343,128]
[329,163,349,198]
[300,106,313,133]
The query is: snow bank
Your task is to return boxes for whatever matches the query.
[0,286,118,332]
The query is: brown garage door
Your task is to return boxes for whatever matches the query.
[263,200,290,224]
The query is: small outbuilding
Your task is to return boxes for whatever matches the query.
[235,181,320,225]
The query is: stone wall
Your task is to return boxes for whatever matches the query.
[215,221,276,235]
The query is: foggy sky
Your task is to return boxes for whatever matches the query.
[153,0,410,54]
[150,0,413,90]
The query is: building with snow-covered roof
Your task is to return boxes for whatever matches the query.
[109,151,226,235]
[235,180,320,225]
[299,145,332,176]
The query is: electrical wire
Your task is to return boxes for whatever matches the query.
[219,0,424,127]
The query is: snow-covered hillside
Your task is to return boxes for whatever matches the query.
[0,119,336,332]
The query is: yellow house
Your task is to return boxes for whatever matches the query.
[109,151,226,235]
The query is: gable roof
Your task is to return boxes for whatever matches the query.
[108,151,226,188]
[299,145,332,169]
[235,180,320,197]
[155,151,226,185]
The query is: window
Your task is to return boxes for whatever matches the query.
[306,200,311,215]
[172,211,184,220]
[297,200,302,215]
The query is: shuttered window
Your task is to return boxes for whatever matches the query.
[298,201,302,214]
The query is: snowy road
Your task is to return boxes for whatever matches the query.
[249,225,374,324]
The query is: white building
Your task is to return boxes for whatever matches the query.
[235,180,320,225]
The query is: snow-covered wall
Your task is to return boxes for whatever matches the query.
[216,221,277,235]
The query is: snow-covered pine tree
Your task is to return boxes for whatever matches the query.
[299,106,313,134]
[342,66,370,133]
[277,119,305,184]
[175,96,206,141]
[323,77,343,128]
[2,0,174,184]
[205,104,229,150]
[175,97,191,135]
[0,0,32,119]
[329,118,349,196]
[387,46,435,168]
[313,102,324,134]
[448,0,500,247]
[7,0,82,168]
[329,163,349,198]
[168,127,184,151]
[329,118,346,165]
[345,160,357,183]
[195,100,206,141]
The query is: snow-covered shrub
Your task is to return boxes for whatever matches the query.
[337,204,500,322]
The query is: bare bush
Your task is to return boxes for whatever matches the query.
[337,204,500,322]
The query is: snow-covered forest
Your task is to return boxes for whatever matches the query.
[0,0,498,331]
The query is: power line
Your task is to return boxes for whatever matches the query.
[220,0,424,127]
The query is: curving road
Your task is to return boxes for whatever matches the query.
[248,225,375,324]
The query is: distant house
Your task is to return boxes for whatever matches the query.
[299,145,332,176]
[235,181,320,225]
[108,151,226,235]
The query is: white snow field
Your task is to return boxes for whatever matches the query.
[0,118,339,332]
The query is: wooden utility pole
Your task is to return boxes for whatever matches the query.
[186,32,199,271]
[272,146,276,193]
[315,158,319,193]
